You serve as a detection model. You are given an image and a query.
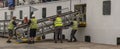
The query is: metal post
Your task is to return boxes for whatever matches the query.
[3,12,7,37]
[69,0,74,21]
[29,6,31,18]
[10,10,14,19]
[69,0,72,12]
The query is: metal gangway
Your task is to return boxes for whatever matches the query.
[0,19,22,38]
[0,11,79,40]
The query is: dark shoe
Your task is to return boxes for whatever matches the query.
[68,40,72,42]
[28,41,32,44]
[7,41,12,43]
[55,41,57,43]
[32,41,35,44]
[73,40,77,42]
[60,41,63,43]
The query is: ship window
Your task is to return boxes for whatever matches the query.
[57,6,62,14]
[103,0,111,15]
[42,8,46,18]
[10,11,13,19]
[4,12,7,20]
[19,10,23,19]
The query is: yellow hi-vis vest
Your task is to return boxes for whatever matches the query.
[54,17,63,27]
[8,20,14,30]
[30,18,38,29]
[72,21,78,30]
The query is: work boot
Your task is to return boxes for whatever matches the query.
[32,41,35,44]
[55,41,57,43]
[68,38,72,42]
[73,40,77,42]
[60,41,63,43]
[68,40,72,42]
[6,40,12,43]
[28,41,32,44]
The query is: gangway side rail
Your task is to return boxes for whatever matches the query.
[10,11,78,40]
[0,19,22,38]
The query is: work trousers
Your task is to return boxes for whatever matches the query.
[70,29,77,41]
[54,26,63,43]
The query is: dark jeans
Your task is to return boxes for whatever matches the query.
[8,29,13,37]
[42,0,46,2]
[54,32,60,40]
[54,26,63,42]
[70,29,77,41]
[30,29,37,37]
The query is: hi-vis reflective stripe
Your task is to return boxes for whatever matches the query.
[54,17,63,27]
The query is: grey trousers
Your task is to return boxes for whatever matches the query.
[70,29,77,41]
[54,26,63,43]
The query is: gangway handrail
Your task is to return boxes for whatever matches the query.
[0,19,22,37]
[11,11,78,39]
[37,11,73,23]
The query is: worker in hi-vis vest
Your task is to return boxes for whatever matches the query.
[28,14,38,44]
[68,18,78,42]
[7,16,17,43]
[54,15,63,43]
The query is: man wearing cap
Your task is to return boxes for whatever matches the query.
[68,18,78,42]
[7,16,17,43]
[28,14,38,44]
[54,15,63,43]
